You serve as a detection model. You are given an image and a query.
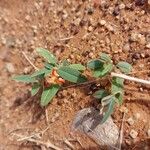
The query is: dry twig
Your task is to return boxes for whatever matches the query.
[12,133,62,150]
[59,36,74,41]
[118,113,125,150]
[22,51,39,70]
[64,138,75,150]
[111,72,150,85]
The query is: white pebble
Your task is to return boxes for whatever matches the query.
[130,129,138,139]
[127,117,134,125]
[119,3,125,10]
[88,26,93,32]
[133,113,140,120]
[5,63,15,73]
[146,43,150,49]
[99,20,106,26]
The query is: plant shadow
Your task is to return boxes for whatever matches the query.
[10,88,45,123]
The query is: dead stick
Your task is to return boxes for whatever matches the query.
[22,52,39,70]
[13,133,62,150]
[64,139,75,150]
[118,113,125,150]
[111,72,150,85]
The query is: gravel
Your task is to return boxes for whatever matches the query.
[130,129,138,139]
[127,117,134,125]
[5,63,15,73]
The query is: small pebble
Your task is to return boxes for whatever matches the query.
[74,18,81,26]
[123,43,130,51]
[146,43,150,49]
[113,7,120,16]
[138,34,146,45]
[127,117,134,125]
[23,66,32,74]
[130,33,139,42]
[5,63,15,73]
[87,7,94,15]
[88,26,93,32]
[119,3,125,10]
[88,52,94,58]
[132,53,140,59]
[99,20,106,26]
[130,129,138,139]
[133,113,140,120]
[25,15,31,21]
[119,106,128,113]
[106,24,114,32]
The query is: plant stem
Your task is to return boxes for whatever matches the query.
[63,78,101,89]
[111,72,150,85]
[63,72,150,89]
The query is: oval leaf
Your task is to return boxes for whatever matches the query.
[93,89,109,99]
[101,97,115,124]
[117,61,132,74]
[36,48,57,64]
[40,84,60,106]
[12,75,37,83]
[31,68,52,78]
[68,64,86,71]
[111,77,124,94]
[58,66,87,83]
[87,59,103,70]
[100,53,111,63]
[93,64,113,77]
[101,95,114,106]
[111,77,124,105]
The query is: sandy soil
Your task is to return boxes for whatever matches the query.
[0,0,150,150]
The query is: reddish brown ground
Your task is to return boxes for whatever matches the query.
[0,0,150,150]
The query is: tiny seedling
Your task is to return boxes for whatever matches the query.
[87,53,132,123]
[13,49,147,124]
[12,48,86,106]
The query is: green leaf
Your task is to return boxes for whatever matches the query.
[101,95,114,106]
[31,68,47,77]
[111,77,124,105]
[40,84,60,106]
[12,75,37,83]
[31,68,52,78]
[100,53,111,63]
[93,63,113,77]
[111,77,124,94]
[93,89,109,99]
[68,64,86,71]
[31,83,41,96]
[101,97,115,124]
[58,66,87,83]
[36,48,57,65]
[87,59,103,70]
[44,63,54,69]
[62,60,70,66]
[115,92,123,105]
[117,61,132,74]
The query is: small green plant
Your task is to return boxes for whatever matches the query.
[12,48,86,106]
[87,53,132,123]
[13,49,134,123]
